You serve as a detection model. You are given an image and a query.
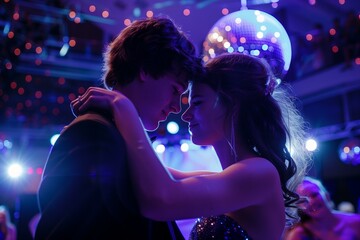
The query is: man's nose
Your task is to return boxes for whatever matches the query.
[169,97,182,114]
[169,104,180,114]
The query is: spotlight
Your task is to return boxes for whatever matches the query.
[305,138,318,152]
[7,163,24,179]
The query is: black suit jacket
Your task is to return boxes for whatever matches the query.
[35,113,184,240]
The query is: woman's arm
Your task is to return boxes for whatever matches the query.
[73,87,281,221]
[167,167,216,180]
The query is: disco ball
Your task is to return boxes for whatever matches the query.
[338,137,360,165]
[203,9,292,79]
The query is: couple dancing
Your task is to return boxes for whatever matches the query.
[35,17,310,240]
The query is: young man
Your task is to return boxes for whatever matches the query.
[35,17,202,240]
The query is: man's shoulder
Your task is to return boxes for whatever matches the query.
[59,112,122,140]
[65,112,115,130]
[48,113,126,164]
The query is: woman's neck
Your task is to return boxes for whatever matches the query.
[213,138,257,169]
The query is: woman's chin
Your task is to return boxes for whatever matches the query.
[191,136,209,146]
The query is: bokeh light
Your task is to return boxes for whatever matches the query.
[167,121,179,134]
[338,138,360,165]
[155,144,166,154]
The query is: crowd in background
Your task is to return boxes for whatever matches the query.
[287,10,360,80]
[1,3,360,83]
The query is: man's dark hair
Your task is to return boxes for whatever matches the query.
[103,17,203,89]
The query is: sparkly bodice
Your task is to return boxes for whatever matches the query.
[189,215,252,240]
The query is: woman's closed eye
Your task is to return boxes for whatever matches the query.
[190,100,202,106]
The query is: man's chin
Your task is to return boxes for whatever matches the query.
[143,121,160,132]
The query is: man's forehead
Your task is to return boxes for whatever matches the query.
[175,75,189,91]
[178,79,188,90]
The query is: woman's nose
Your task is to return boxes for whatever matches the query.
[181,108,192,122]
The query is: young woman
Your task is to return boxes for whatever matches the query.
[72,53,311,240]
[283,177,360,240]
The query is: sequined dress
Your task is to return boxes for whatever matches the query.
[189,215,252,240]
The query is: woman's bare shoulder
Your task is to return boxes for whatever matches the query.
[237,157,280,180]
